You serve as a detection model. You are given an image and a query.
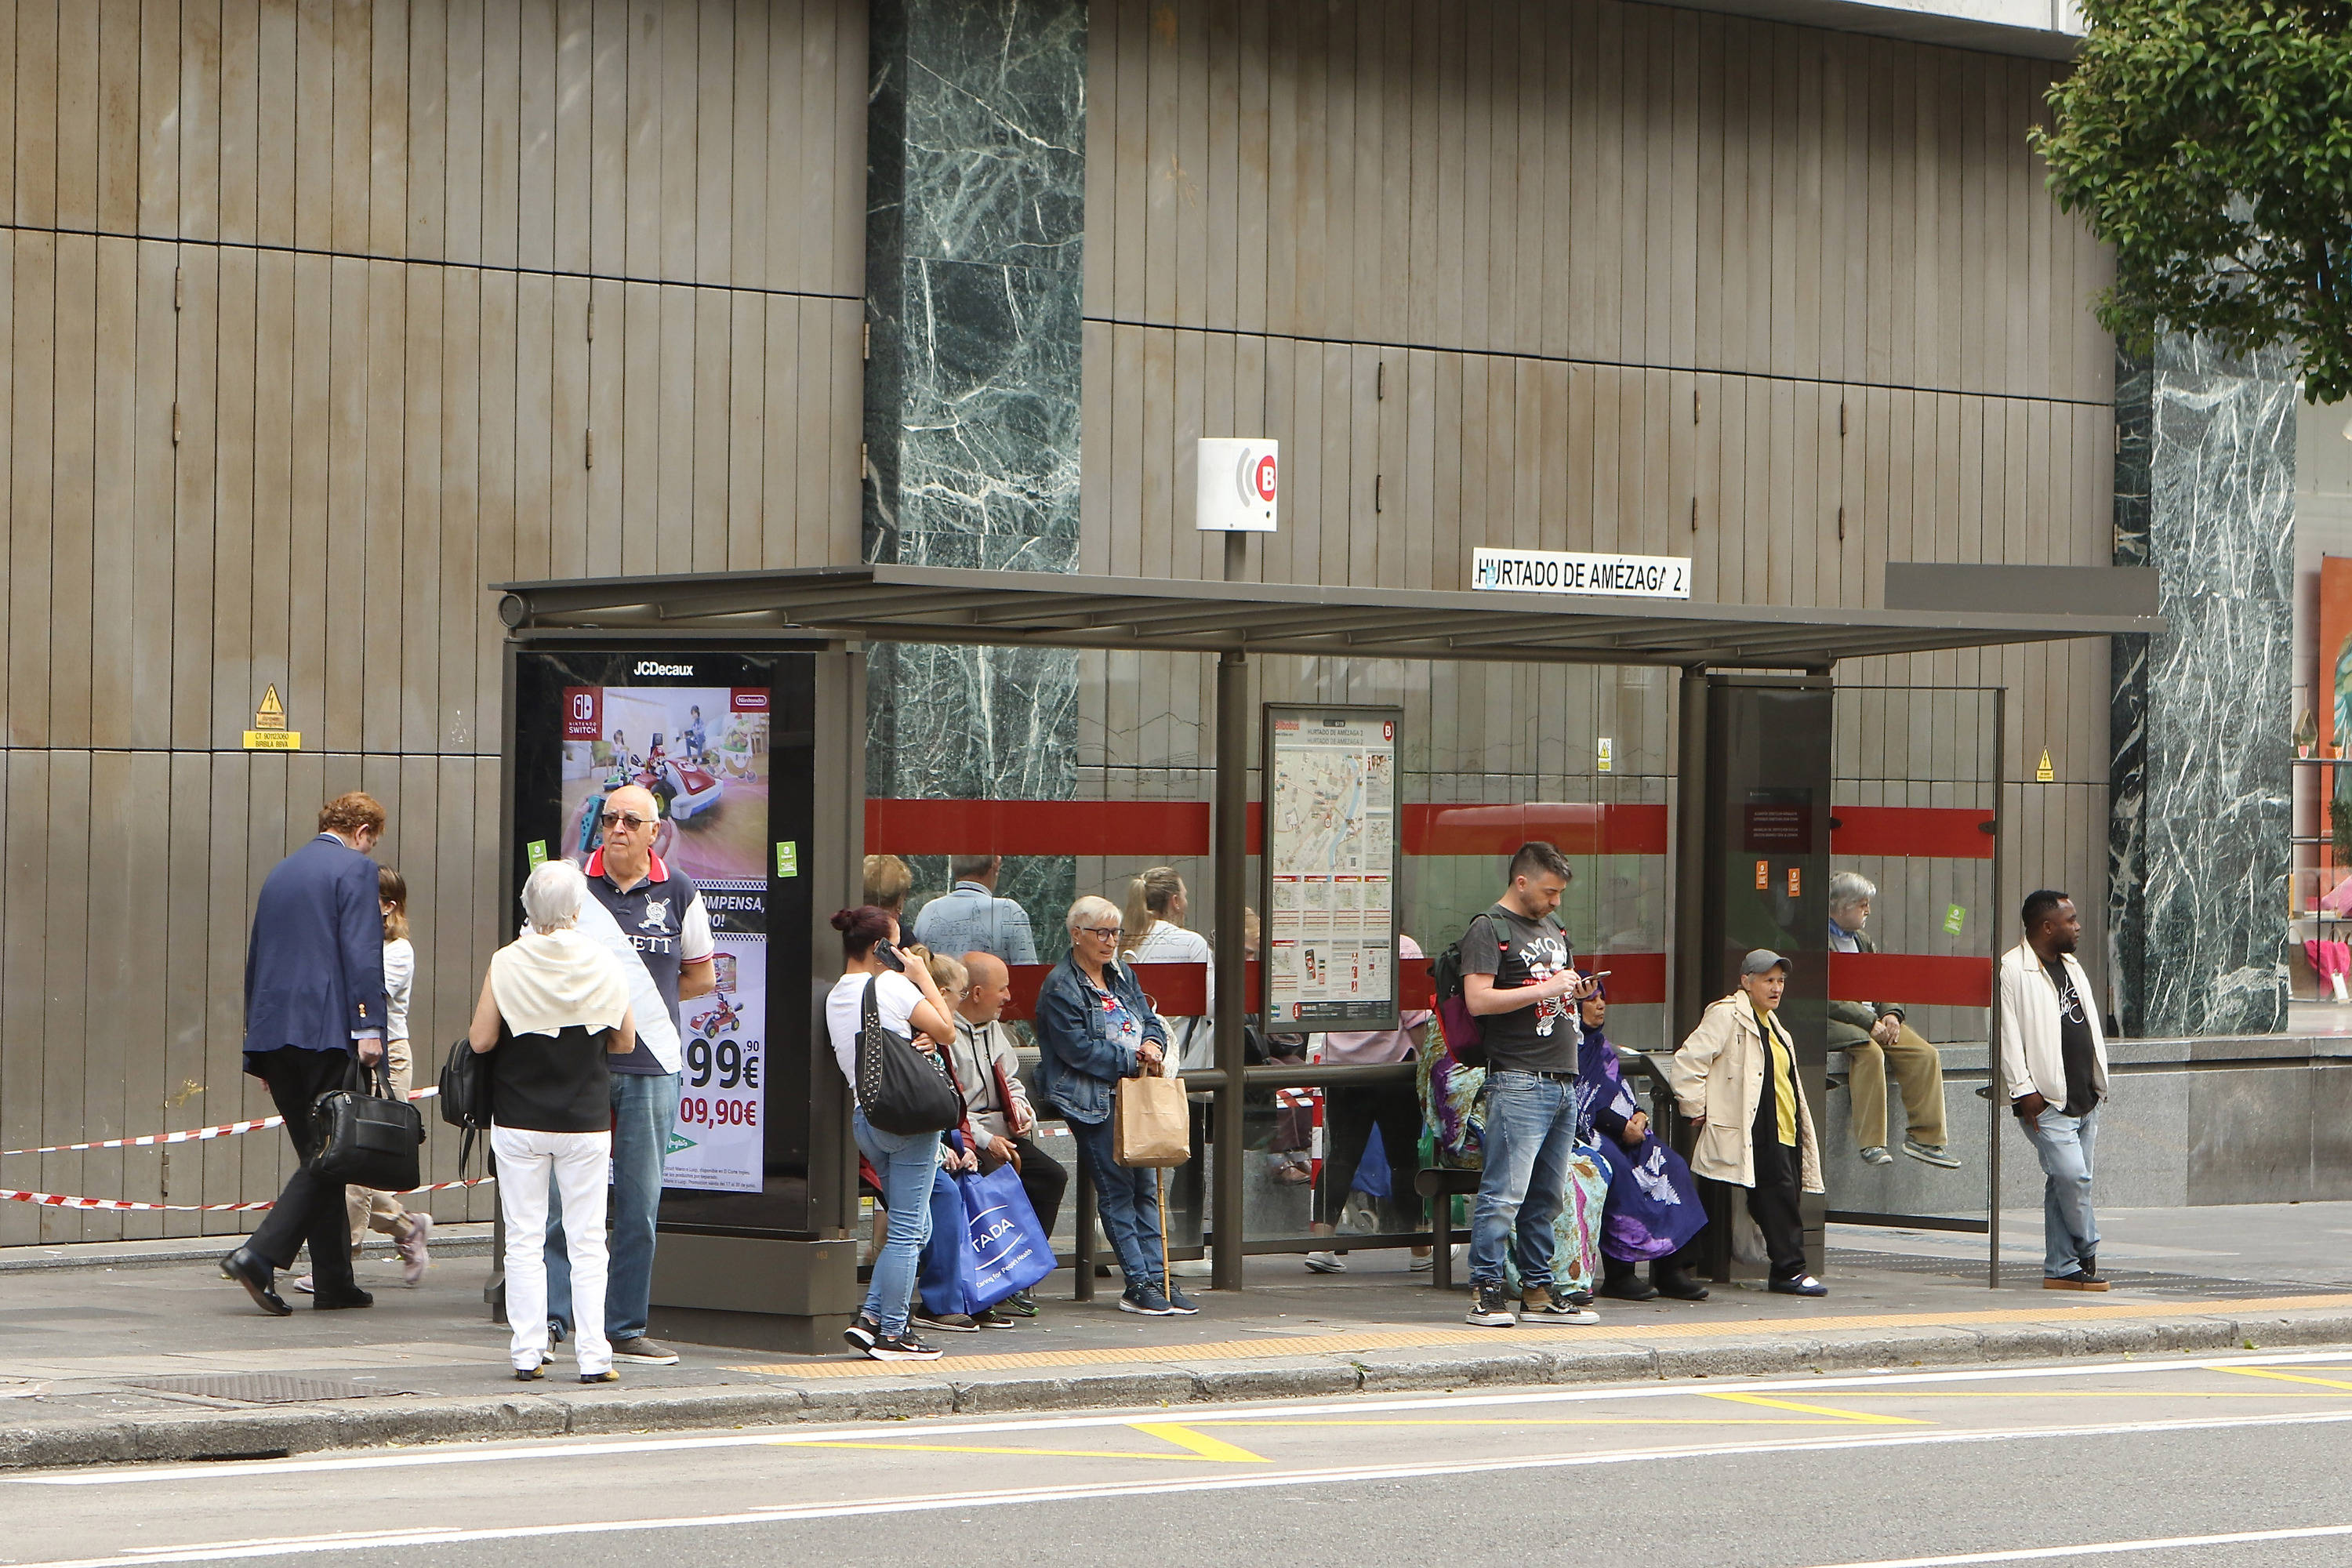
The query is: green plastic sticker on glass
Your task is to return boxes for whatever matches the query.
[1944,903,1967,937]
[525,840,549,869]
[777,840,799,878]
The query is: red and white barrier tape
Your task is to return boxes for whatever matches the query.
[1,1087,441,1159]
[0,1174,495,1213]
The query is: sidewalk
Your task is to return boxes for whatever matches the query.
[3,1203,2350,1471]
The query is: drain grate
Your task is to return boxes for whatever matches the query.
[1829,1247,2352,1301]
[122,1374,408,1405]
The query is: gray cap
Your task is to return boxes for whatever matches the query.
[1740,948,1791,976]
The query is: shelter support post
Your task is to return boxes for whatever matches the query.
[1212,648,1250,1291]
[1988,686,2006,1290]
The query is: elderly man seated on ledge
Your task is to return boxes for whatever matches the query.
[1828,871,1960,1170]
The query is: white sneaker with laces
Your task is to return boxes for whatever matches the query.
[1303,1251,1347,1274]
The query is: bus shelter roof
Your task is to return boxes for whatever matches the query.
[495,563,2158,669]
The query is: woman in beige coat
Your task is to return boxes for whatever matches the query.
[1667,949,1828,1297]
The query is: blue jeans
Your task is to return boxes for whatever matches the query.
[855,1107,938,1336]
[1469,1072,1579,1290]
[1067,1114,1165,1289]
[2023,1103,2100,1278]
[546,1069,680,1341]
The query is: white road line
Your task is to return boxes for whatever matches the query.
[8,1408,2352,1566]
[16,1346,2352,1487]
[1809,1522,2352,1566]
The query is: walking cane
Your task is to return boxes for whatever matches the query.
[1157,1165,1171,1294]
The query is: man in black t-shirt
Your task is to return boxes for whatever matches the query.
[1996,890,2111,1290]
[1461,841,1602,1329]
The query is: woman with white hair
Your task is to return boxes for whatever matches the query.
[1033,894,1193,1316]
[466,858,637,1383]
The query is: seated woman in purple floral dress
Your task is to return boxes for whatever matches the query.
[1574,989,1711,1302]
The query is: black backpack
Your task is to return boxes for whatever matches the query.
[437,1035,495,1175]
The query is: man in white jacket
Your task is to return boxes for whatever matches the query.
[1997,890,2111,1291]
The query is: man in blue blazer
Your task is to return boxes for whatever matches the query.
[220,792,390,1314]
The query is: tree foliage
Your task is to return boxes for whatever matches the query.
[2034,0,2352,400]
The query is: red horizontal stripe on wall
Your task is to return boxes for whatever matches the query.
[1828,951,1993,1009]
[1404,804,1670,857]
[1829,806,1996,860]
[866,799,1211,857]
[867,800,1671,858]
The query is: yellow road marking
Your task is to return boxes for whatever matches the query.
[2216,1367,2352,1393]
[1698,1392,1927,1425]
[772,1440,1239,1463]
[728,1294,2352,1379]
[1809,1389,2350,1398]
[1129,1422,1270,1462]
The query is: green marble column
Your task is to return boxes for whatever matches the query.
[2109,336,2296,1037]
[861,0,1087,941]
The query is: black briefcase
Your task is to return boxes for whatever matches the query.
[311,1058,426,1192]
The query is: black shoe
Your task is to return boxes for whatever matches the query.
[866,1330,943,1362]
[843,1309,881,1353]
[972,1306,1019,1328]
[912,1306,981,1333]
[1466,1281,1516,1327]
[1159,1281,1200,1316]
[1000,1290,1040,1319]
[1653,1265,1710,1301]
[578,1369,620,1385]
[514,1359,546,1381]
[1769,1275,1829,1298]
[312,1286,374,1310]
[219,1248,291,1316]
[1119,1282,1177,1316]
[1597,1275,1660,1301]
[1566,1288,1596,1308]
[2079,1253,2107,1285]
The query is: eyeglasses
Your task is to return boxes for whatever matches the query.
[1076,925,1123,941]
[599,811,652,831]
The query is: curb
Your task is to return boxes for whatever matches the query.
[6,1305,2351,1472]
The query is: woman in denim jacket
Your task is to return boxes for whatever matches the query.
[1034,895,1196,1316]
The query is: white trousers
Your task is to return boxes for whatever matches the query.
[494,1123,612,1375]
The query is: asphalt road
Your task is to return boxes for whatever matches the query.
[9,1350,2352,1567]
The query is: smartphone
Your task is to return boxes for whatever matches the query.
[873,940,906,974]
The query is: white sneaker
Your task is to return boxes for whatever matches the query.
[1303,1251,1347,1274]
[1409,1253,1433,1272]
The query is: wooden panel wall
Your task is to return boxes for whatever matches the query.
[1075,0,2120,1010]
[0,0,867,1243]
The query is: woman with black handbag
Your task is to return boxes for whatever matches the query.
[466,859,637,1384]
[824,906,962,1362]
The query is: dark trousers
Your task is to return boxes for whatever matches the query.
[243,1046,359,1293]
[1316,1080,1425,1230]
[1005,1134,1069,1238]
[1746,1127,1809,1285]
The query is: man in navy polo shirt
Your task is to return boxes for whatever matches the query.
[546,782,714,1366]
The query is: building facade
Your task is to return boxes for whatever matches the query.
[0,0,2287,1243]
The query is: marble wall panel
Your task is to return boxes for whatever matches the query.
[2110,336,2296,1036]
[861,0,1089,942]
[2184,1067,2317,1206]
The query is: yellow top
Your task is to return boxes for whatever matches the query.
[1756,1003,1796,1146]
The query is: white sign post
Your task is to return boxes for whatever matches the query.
[1196,438,1279,532]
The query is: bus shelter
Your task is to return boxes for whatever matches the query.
[493,564,2157,1350]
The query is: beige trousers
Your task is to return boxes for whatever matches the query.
[1846,1022,1948,1149]
[345,1040,423,1250]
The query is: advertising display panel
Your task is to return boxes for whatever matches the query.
[1261,704,1403,1030]
[513,649,817,1236]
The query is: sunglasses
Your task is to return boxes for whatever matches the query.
[599,811,652,831]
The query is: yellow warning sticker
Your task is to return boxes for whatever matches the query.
[2035,748,2054,782]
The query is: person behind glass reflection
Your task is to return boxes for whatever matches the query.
[912,853,1039,964]
[469,859,637,1383]
[864,854,913,921]
[1826,871,1958,1169]
[1035,895,1196,1317]
[1670,949,1828,1297]
[826,906,962,1360]
[1305,934,1433,1276]
[1999,890,2111,1291]
[1574,987,1708,1302]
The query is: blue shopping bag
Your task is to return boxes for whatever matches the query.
[956,1160,1056,1315]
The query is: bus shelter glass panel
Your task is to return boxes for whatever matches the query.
[512,648,818,1238]
[1824,685,2002,1238]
